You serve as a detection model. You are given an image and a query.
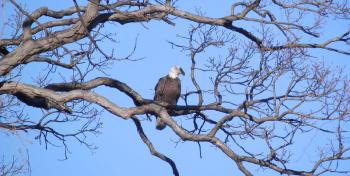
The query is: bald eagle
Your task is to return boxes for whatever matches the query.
[154,66,185,130]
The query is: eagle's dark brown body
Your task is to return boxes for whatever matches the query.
[154,75,181,105]
[154,75,181,130]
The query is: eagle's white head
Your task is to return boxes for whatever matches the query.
[168,66,185,79]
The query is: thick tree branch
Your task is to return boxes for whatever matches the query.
[45,77,148,105]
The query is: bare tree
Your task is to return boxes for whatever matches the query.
[1,0,350,175]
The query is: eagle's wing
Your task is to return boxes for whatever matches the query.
[175,78,181,103]
[154,76,167,101]
[154,76,168,130]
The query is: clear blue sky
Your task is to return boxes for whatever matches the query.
[1,1,350,176]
